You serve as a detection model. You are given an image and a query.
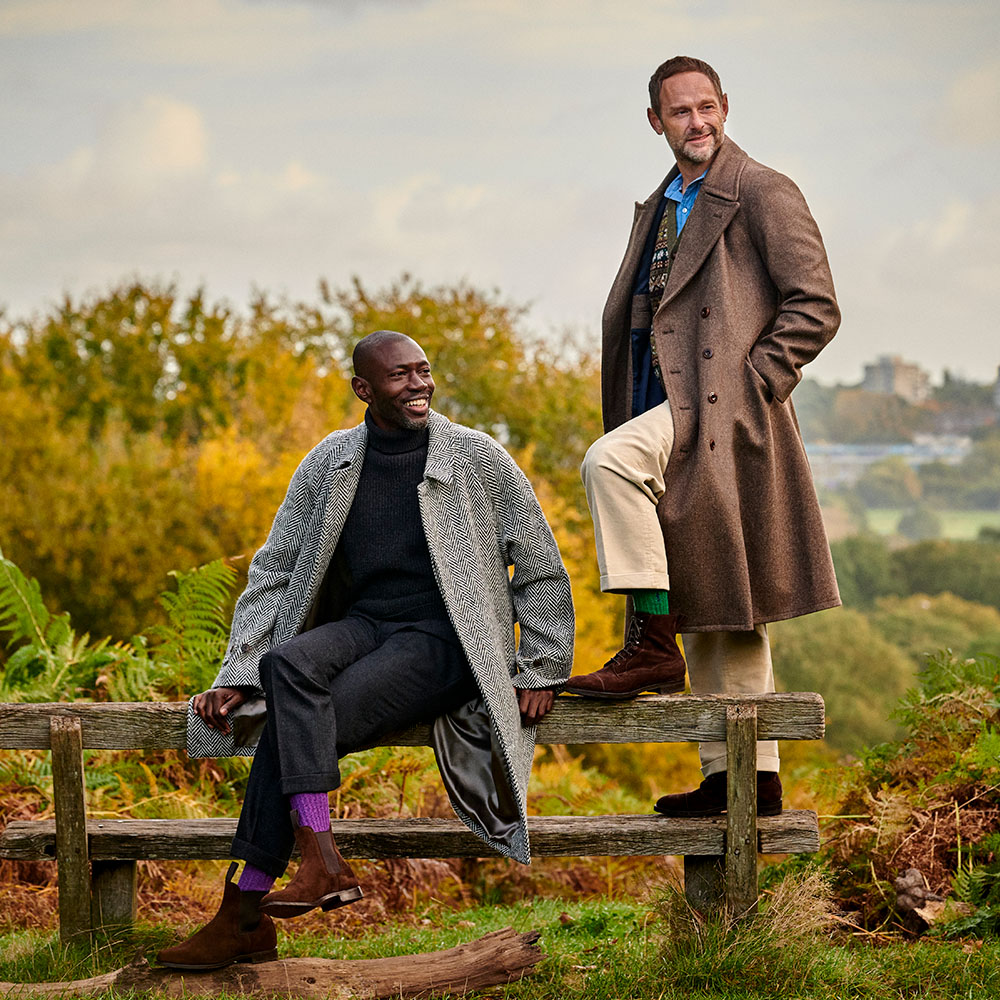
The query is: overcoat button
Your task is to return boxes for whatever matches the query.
[241,642,252,654]
[702,348,713,359]
[701,306,711,318]
[708,392,718,403]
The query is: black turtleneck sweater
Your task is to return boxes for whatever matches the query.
[339,411,449,622]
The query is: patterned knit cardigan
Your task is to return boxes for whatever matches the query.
[187,411,575,864]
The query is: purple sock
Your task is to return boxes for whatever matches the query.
[238,863,275,893]
[290,792,331,833]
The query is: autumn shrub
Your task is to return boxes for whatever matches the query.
[814,651,1000,934]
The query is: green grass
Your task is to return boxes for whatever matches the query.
[3,894,1000,999]
[865,508,1000,540]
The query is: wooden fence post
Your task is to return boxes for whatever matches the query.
[50,716,91,945]
[725,703,758,918]
[91,861,137,931]
[684,855,724,911]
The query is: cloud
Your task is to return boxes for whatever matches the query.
[97,97,208,182]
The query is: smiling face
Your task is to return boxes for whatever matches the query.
[351,334,435,431]
[648,71,728,181]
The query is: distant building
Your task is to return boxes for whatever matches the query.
[805,436,973,490]
[861,355,931,404]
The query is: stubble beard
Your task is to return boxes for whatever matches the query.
[669,125,722,168]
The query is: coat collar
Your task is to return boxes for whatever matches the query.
[331,409,456,483]
[423,410,456,484]
[655,137,748,308]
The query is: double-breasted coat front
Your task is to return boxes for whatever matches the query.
[603,137,841,631]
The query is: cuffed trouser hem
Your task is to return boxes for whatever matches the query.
[231,837,291,880]
[600,571,671,593]
[280,772,341,796]
[700,752,782,779]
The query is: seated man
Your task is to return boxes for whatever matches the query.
[158,330,574,970]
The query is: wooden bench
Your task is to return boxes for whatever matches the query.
[0,694,824,945]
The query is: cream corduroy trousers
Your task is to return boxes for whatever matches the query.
[580,400,779,776]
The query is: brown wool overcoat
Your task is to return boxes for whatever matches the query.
[602,137,841,631]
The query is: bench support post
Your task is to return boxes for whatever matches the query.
[683,855,724,910]
[91,860,137,932]
[725,703,759,919]
[50,716,91,945]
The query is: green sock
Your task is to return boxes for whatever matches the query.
[631,589,670,615]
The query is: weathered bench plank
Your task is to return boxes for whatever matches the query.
[0,693,825,750]
[0,811,820,861]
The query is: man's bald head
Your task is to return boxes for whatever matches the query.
[353,330,421,381]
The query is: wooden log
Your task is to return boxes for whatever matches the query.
[724,704,758,919]
[0,812,821,862]
[0,693,825,751]
[50,717,91,946]
[0,927,543,998]
[90,860,137,931]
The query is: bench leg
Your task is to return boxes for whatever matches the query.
[50,716,92,945]
[684,855,724,911]
[91,861,137,932]
[725,703,759,919]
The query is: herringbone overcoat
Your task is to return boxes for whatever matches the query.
[603,137,841,631]
[187,411,574,864]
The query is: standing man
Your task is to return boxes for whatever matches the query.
[158,330,574,970]
[565,57,840,818]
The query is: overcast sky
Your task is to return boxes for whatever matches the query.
[1,0,997,385]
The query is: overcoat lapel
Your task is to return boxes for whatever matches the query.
[287,424,367,637]
[612,176,670,306]
[659,137,744,309]
[601,173,672,430]
[658,192,738,308]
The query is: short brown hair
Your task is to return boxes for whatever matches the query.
[648,56,723,115]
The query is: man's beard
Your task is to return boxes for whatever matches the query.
[669,126,722,165]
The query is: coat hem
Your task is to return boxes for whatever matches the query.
[679,595,843,632]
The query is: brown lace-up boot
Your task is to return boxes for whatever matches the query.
[259,810,364,918]
[157,862,277,970]
[563,612,686,700]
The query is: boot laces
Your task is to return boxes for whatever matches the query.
[606,613,646,673]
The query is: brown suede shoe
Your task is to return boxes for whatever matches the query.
[653,771,783,818]
[563,612,686,700]
[259,811,364,919]
[157,862,277,970]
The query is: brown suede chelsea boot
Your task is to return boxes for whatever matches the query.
[157,862,277,970]
[259,810,364,918]
[563,612,686,700]
[654,771,783,818]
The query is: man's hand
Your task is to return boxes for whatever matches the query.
[192,687,248,734]
[516,687,556,727]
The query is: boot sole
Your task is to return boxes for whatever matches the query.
[261,885,364,919]
[563,681,685,700]
[158,948,278,971]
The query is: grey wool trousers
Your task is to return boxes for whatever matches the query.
[231,614,479,877]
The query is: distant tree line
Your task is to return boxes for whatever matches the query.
[795,373,997,445]
[0,277,610,654]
